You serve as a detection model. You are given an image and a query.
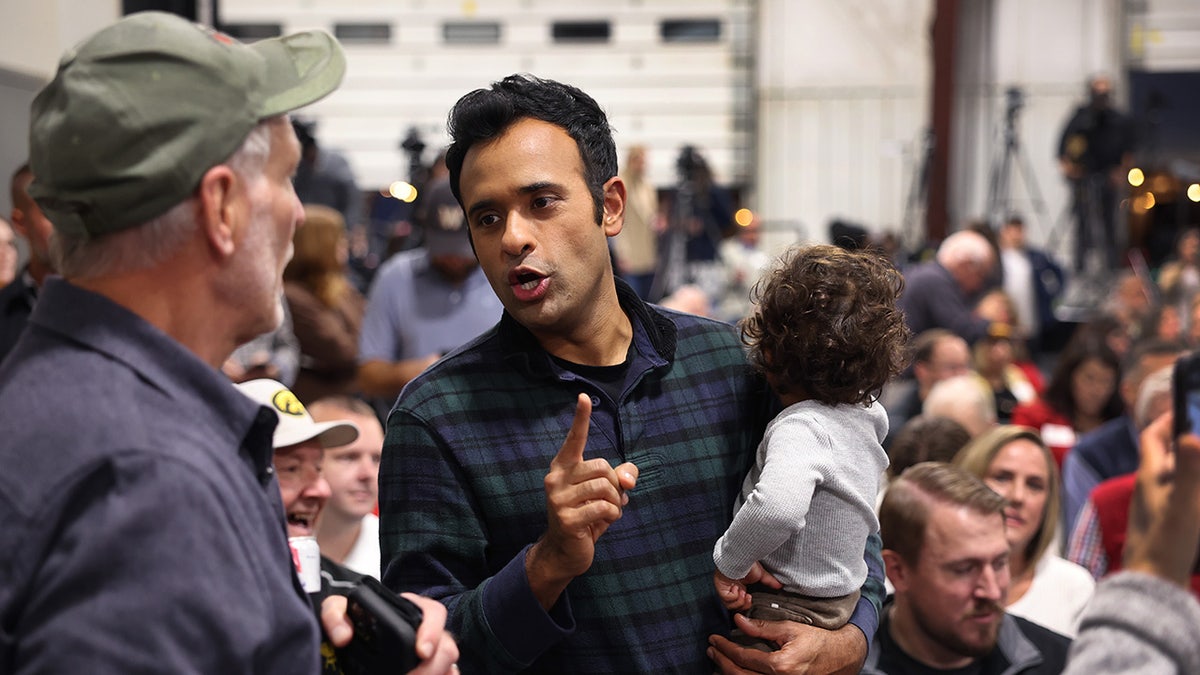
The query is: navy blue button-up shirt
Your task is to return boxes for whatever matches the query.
[0,278,319,673]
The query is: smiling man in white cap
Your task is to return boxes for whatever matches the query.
[0,11,462,674]
[237,378,360,541]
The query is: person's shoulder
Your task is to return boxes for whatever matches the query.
[1073,415,1133,451]
[2,331,250,464]
[283,280,320,305]
[0,274,28,304]
[897,261,946,295]
[1,340,145,436]
[785,401,889,454]
[0,404,241,530]
[1009,614,1073,669]
[363,252,427,308]
[655,306,755,375]
[1086,414,1131,436]
[654,304,738,341]
[789,399,882,422]
[1011,397,1052,420]
[902,259,941,278]
[373,249,425,281]
[396,327,503,402]
[1091,473,1137,513]
[1026,247,1060,267]
[1041,555,1096,590]
[1010,611,1072,642]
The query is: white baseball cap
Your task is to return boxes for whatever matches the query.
[236,379,359,449]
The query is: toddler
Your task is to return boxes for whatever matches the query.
[713,243,910,642]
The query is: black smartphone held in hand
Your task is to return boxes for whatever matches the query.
[1168,351,1200,574]
[336,576,423,675]
[1172,351,1200,439]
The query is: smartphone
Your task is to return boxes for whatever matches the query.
[1170,351,1200,574]
[335,576,423,675]
[1171,351,1200,439]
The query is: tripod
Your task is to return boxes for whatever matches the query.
[985,87,1049,233]
[650,177,692,303]
[901,129,934,253]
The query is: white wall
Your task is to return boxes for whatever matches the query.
[0,0,119,80]
[1130,0,1200,72]
[1,0,1189,262]
[222,0,754,192]
[753,0,1139,267]
[0,0,119,216]
[754,0,932,250]
[950,0,1125,263]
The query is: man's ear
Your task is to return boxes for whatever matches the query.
[913,362,930,384]
[601,175,626,237]
[10,207,28,237]
[883,549,909,592]
[197,165,240,258]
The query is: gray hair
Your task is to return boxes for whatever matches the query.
[936,230,994,268]
[52,118,276,279]
[923,373,997,437]
[1134,364,1173,429]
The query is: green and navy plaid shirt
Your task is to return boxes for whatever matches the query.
[380,280,884,673]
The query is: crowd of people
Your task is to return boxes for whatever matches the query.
[1,10,1199,675]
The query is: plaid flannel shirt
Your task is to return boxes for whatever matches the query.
[380,280,883,673]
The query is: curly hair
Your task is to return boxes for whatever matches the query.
[741,244,911,405]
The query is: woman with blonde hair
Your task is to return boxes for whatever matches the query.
[283,204,366,403]
[954,425,1094,637]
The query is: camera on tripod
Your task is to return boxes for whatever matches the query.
[676,145,702,183]
[985,84,1047,232]
[1005,87,1025,118]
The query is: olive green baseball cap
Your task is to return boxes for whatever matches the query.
[28,11,346,238]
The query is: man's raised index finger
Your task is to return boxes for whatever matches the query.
[552,393,592,467]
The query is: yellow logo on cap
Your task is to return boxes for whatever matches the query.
[272,390,307,417]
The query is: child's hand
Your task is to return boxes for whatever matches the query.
[741,561,783,590]
[714,570,751,611]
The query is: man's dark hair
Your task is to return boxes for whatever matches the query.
[887,415,971,478]
[911,328,957,366]
[444,73,617,224]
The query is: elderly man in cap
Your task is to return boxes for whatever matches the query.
[357,170,503,405]
[0,11,454,674]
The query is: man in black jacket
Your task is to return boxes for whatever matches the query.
[863,463,1071,674]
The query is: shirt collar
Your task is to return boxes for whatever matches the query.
[496,276,675,379]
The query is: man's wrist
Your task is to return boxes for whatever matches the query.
[823,622,869,674]
[524,539,574,611]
